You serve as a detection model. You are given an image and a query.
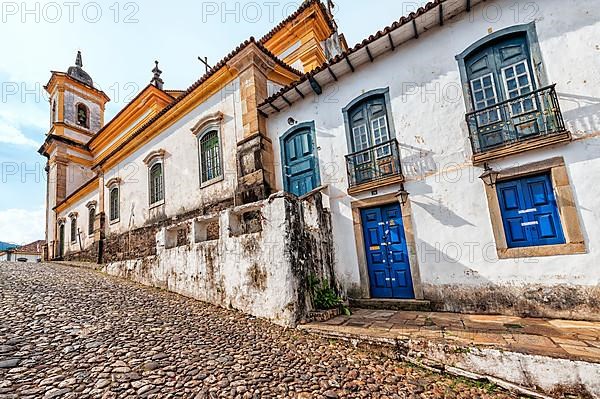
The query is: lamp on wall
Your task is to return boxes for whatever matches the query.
[479,163,500,187]
[397,184,410,206]
[287,117,297,126]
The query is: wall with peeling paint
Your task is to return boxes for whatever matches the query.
[265,0,600,320]
[101,195,335,327]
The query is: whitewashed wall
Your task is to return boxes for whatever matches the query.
[103,198,300,326]
[57,189,99,255]
[265,0,600,317]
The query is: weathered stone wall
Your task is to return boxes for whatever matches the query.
[424,284,600,322]
[102,193,335,326]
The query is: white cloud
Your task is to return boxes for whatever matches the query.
[0,120,40,148]
[0,208,45,245]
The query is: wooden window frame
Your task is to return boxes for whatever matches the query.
[143,150,166,209]
[69,214,78,244]
[484,157,586,259]
[197,127,224,187]
[342,88,396,155]
[148,161,165,208]
[456,23,570,163]
[109,187,120,224]
[88,206,95,236]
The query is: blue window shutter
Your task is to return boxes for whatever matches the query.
[497,174,565,248]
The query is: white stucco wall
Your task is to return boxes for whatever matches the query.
[265,0,600,317]
[57,189,99,255]
[104,198,300,326]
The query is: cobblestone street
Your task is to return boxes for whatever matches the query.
[0,263,515,398]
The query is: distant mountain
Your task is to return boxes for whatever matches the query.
[0,241,18,251]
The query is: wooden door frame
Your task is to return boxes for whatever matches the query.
[279,121,321,195]
[351,193,424,300]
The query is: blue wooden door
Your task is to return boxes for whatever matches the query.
[282,126,319,197]
[497,173,565,248]
[361,203,414,299]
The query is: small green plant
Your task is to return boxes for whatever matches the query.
[308,274,351,315]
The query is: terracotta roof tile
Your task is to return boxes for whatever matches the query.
[259,0,444,108]
[94,37,301,168]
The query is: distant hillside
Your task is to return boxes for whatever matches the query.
[0,242,18,251]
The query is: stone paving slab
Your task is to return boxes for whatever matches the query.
[304,308,600,364]
[0,262,516,399]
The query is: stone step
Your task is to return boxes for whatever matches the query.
[349,298,431,312]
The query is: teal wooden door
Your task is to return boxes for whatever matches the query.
[281,123,320,197]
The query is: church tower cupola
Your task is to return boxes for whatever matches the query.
[67,51,94,87]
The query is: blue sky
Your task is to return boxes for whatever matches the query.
[0,0,426,244]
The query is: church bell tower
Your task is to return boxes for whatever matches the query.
[40,51,110,260]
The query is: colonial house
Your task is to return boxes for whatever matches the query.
[259,0,600,321]
[41,0,600,325]
[0,240,44,262]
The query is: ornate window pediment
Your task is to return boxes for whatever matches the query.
[191,111,223,136]
[105,177,122,189]
[143,149,166,166]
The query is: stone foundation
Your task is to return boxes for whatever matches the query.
[424,283,600,322]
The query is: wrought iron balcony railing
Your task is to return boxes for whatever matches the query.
[346,139,403,188]
[466,84,566,154]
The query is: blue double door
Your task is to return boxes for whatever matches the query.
[497,173,565,248]
[361,203,414,299]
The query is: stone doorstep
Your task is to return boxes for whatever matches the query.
[349,298,432,312]
[297,323,600,398]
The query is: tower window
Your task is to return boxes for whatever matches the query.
[77,103,89,128]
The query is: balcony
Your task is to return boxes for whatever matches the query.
[346,139,404,194]
[466,85,570,164]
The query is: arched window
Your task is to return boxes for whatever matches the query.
[455,23,558,154]
[88,207,96,235]
[70,216,78,243]
[342,89,401,187]
[109,187,120,222]
[149,162,164,206]
[76,103,89,128]
[348,95,390,152]
[199,130,222,184]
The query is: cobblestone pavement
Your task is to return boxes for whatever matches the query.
[0,263,516,398]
